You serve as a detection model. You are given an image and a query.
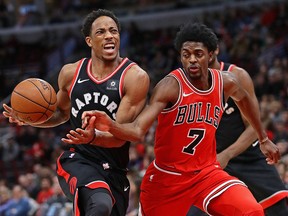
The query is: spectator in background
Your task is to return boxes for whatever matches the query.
[18,174,40,200]
[276,140,288,157]
[36,177,54,205]
[4,185,30,216]
[125,174,139,216]
[0,185,12,216]
[1,134,19,163]
[284,168,288,189]
[37,177,72,216]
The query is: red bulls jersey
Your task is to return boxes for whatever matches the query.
[154,68,225,173]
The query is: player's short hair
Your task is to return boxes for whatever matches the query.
[174,22,218,53]
[81,9,121,38]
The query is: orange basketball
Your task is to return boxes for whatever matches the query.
[11,78,57,124]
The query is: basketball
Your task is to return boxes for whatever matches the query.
[11,78,57,124]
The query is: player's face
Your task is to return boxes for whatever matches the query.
[86,16,120,61]
[180,41,211,83]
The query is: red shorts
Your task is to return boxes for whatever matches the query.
[139,160,264,216]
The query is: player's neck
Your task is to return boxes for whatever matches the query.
[91,57,123,79]
[210,59,221,70]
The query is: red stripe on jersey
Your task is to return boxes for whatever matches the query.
[85,181,115,205]
[259,190,288,209]
[74,189,80,216]
[220,61,235,72]
[119,62,136,98]
[68,58,86,97]
[56,152,70,182]
[87,57,129,84]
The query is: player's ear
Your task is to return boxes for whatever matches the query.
[208,51,214,63]
[215,46,220,55]
[85,36,92,47]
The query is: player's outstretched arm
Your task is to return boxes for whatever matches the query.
[222,72,280,164]
[83,76,178,144]
[3,63,76,128]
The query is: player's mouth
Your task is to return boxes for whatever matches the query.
[104,43,115,54]
[188,65,200,74]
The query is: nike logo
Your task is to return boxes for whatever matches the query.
[124,186,129,191]
[252,141,259,147]
[77,78,89,84]
[183,92,194,97]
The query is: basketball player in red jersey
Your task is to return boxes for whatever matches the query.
[188,47,288,215]
[3,9,150,216]
[65,23,280,215]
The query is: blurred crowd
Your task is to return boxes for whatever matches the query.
[1,0,288,215]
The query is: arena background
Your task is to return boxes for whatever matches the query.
[0,0,287,215]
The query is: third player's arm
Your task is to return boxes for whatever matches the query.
[218,67,258,166]
[222,71,280,163]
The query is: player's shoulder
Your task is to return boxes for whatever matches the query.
[127,62,148,75]
[62,59,83,73]
[125,62,150,83]
[58,59,83,87]
[221,69,239,89]
[230,64,249,75]
[229,65,253,83]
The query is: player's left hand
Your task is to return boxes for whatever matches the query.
[259,139,281,164]
[2,104,27,126]
[62,116,96,145]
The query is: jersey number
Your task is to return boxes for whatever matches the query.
[182,129,205,155]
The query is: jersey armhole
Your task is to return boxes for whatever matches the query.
[119,62,137,98]
[68,58,86,98]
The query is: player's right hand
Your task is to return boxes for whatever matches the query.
[82,110,112,132]
[2,104,27,126]
[62,116,96,145]
[259,139,281,164]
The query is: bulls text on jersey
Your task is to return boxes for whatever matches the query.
[174,102,221,128]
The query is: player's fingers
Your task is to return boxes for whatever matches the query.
[66,133,82,143]
[269,152,279,164]
[75,128,85,134]
[61,137,73,144]
[82,116,90,129]
[69,130,82,138]
[3,104,11,112]
[274,153,280,163]
[82,111,93,119]
[3,111,10,118]
[87,116,96,129]
[266,157,277,165]
[9,117,15,123]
